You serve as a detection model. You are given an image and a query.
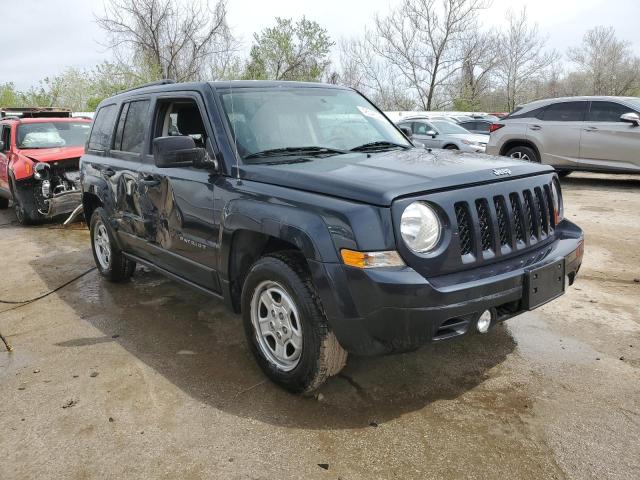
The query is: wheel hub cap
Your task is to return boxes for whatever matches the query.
[94,222,112,270]
[250,281,302,371]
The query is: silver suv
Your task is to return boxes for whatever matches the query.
[397,117,489,153]
[486,96,640,175]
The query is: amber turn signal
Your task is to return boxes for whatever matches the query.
[340,249,405,269]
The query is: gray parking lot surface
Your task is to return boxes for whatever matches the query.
[1,172,639,480]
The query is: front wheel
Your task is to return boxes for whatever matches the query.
[505,146,539,163]
[90,207,136,282]
[241,252,347,394]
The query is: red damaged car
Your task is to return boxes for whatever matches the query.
[0,108,91,224]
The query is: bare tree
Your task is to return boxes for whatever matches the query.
[567,26,640,96]
[96,0,235,82]
[451,27,499,109]
[370,0,490,110]
[495,8,557,111]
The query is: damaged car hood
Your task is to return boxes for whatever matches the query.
[240,148,554,206]
[19,146,85,163]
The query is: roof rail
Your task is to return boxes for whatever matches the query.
[118,79,176,95]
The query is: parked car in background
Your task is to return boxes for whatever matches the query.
[487,96,640,175]
[459,119,493,134]
[398,117,489,153]
[80,80,582,393]
[0,108,91,224]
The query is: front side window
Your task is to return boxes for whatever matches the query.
[153,99,208,148]
[118,100,150,154]
[219,87,410,159]
[587,101,638,122]
[88,104,118,151]
[414,121,435,135]
[541,102,587,122]
[17,121,91,149]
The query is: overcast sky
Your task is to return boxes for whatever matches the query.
[1,0,638,89]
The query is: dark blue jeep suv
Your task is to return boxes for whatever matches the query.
[80,80,584,393]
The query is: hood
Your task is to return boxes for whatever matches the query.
[240,148,554,206]
[19,146,85,163]
[448,133,490,143]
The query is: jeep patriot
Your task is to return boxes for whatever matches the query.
[80,80,584,393]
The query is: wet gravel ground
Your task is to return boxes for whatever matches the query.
[0,172,639,480]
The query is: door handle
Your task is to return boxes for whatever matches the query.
[102,167,116,177]
[530,125,542,131]
[584,126,598,132]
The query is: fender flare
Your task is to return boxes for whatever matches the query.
[219,198,340,278]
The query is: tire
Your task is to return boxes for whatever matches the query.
[505,145,539,163]
[10,176,40,225]
[444,144,459,150]
[241,251,347,394]
[90,207,136,282]
[557,170,572,178]
[0,197,8,209]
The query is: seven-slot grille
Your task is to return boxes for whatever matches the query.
[454,182,556,260]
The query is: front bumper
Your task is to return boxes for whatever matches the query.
[44,190,82,217]
[311,221,583,355]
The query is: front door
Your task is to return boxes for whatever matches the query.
[138,94,221,293]
[579,100,640,172]
[0,124,11,192]
[413,120,444,149]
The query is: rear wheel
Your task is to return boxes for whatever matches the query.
[241,251,347,394]
[90,207,136,282]
[444,144,459,150]
[505,145,539,163]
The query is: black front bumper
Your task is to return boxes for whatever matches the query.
[311,220,584,355]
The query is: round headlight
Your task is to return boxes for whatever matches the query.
[400,202,441,253]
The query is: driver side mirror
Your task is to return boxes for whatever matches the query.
[620,112,640,127]
[153,136,213,169]
[426,130,437,138]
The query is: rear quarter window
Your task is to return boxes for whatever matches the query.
[88,104,118,151]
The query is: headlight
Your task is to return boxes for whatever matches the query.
[400,202,441,253]
[33,162,50,180]
[551,180,563,224]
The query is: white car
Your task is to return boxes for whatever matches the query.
[398,117,489,153]
[486,96,640,175]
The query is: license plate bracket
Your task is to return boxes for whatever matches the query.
[524,259,565,310]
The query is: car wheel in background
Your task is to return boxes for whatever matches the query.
[241,251,347,394]
[444,144,459,150]
[557,170,572,177]
[90,207,136,282]
[505,146,539,163]
[0,197,8,209]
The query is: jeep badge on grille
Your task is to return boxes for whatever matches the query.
[493,168,512,176]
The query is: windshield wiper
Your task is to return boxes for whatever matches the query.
[350,141,410,152]
[244,146,348,160]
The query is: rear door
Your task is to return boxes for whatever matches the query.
[135,92,221,293]
[526,101,587,168]
[579,100,640,171]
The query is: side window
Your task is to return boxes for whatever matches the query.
[541,102,587,122]
[88,104,118,151]
[587,101,637,122]
[153,99,208,149]
[414,122,430,135]
[1,125,10,151]
[397,122,412,132]
[116,100,150,154]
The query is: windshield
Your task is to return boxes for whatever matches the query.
[219,87,410,159]
[627,98,640,111]
[431,120,471,135]
[17,121,91,149]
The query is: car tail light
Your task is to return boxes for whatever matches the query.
[489,123,504,133]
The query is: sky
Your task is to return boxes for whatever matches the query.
[0,0,638,90]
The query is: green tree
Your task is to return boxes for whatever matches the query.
[244,17,333,81]
[0,83,21,107]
